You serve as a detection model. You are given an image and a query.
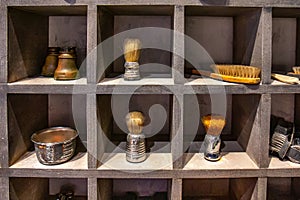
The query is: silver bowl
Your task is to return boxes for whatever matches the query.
[31,127,78,165]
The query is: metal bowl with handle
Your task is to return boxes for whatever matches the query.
[31,127,78,165]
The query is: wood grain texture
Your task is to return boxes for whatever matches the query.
[0,5,7,82]
[173,5,185,84]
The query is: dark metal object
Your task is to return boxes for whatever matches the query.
[56,191,74,200]
[41,47,60,77]
[31,127,78,165]
[54,47,79,80]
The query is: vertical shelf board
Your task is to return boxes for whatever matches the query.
[262,7,272,84]
[97,179,113,200]
[87,94,98,169]
[8,94,48,166]
[87,4,97,84]
[184,7,263,78]
[260,94,272,168]
[8,7,48,83]
[97,5,174,82]
[0,177,9,200]
[172,93,183,169]
[9,177,49,200]
[0,4,7,82]
[0,92,8,168]
[88,178,98,200]
[173,5,185,84]
[171,178,182,200]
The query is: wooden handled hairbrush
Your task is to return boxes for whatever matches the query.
[191,64,261,84]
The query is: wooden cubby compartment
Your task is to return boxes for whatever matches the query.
[96,94,173,170]
[183,178,258,200]
[97,5,174,82]
[272,8,300,76]
[184,6,262,78]
[8,6,87,83]
[268,177,300,200]
[269,94,300,168]
[8,94,87,168]
[98,178,171,200]
[10,177,87,200]
[183,94,261,169]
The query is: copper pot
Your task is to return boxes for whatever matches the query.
[54,47,79,80]
[41,47,60,77]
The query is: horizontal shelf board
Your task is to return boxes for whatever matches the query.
[9,77,87,85]
[8,5,87,16]
[7,77,89,93]
[184,78,265,94]
[269,157,300,169]
[98,77,174,86]
[10,152,88,170]
[183,152,258,170]
[97,78,175,94]
[98,153,173,171]
[268,80,300,93]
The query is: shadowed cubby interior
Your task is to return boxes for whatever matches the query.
[8,6,87,83]
[183,178,258,200]
[268,178,300,200]
[97,179,171,200]
[272,8,300,74]
[184,6,262,77]
[96,94,172,166]
[8,94,87,166]
[184,94,261,153]
[97,6,174,81]
[97,94,172,153]
[10,177,87,200]
[269,94,300,167]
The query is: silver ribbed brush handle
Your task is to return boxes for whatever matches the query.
[126,133,146,163]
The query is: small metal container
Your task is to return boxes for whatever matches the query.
[31,127,78,165]
[54,47,79,80]
[126,133,146,163]
[41,47,60,77]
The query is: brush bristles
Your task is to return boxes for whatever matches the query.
[201,115,226,136]
[124,39,141,62]
[293,67,300,74]
[211,64,261,78]
[126,111,145,134]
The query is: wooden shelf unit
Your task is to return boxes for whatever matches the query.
[1,1,300,199]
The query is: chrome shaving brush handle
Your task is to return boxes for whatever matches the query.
[124,62,140,81]
[126,133,146,163]
[203,134,221,161]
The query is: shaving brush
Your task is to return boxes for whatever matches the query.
[123,39,141,81]
[201,114,226,161]
[126,111,147,163]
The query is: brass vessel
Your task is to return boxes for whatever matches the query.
[54,47,79,80]
[41,47,60,77]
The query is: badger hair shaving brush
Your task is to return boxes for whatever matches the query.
[201,114,226,161]
[126,111,146,163]
[123,38,141,81]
